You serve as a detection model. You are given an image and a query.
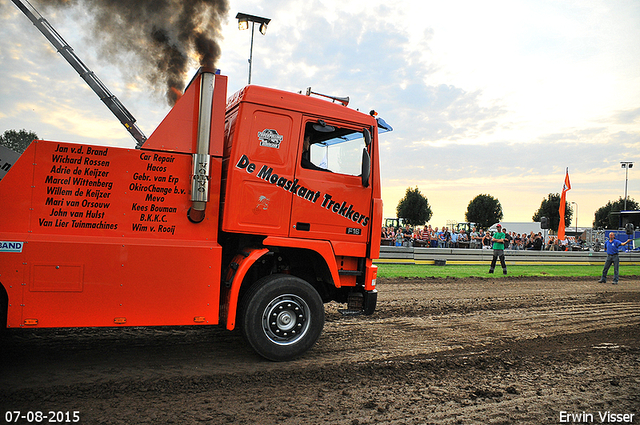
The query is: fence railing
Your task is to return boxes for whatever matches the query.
[376,246,640,265]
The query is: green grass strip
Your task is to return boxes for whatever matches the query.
[377,264,640,279]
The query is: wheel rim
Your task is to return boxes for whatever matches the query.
[262,294,311,345]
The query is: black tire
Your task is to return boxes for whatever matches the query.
[239,274,324,361]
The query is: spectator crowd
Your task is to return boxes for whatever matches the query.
[381,224,582,251]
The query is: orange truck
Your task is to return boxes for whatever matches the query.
[0,68,387,361]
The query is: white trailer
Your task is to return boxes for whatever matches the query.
[489,222,543,236]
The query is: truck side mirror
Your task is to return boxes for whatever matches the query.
[361,148,370,188]
[363,128,371,146]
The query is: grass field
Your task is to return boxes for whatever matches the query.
[376,263,640,279]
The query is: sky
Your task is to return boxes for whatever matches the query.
[1,0,639,230]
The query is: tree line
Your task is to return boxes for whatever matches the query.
[396,186,638,231]
[0,129,38,154]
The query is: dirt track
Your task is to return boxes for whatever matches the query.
[1,276,639,424]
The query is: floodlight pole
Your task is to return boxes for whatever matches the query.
[621,162,634,211]
[248,21,255,85]
[236,13,271,85]
[570,201,578,240]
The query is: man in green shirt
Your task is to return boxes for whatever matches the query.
[489,224,507,275]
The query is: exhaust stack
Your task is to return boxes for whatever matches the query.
[188,70,215,223]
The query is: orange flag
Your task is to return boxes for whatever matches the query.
[558,168,571,240]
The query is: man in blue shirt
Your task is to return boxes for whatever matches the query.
[599,232,630,284]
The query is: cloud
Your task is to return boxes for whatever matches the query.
[614,107,640,125]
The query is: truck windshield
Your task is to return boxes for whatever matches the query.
[304,122,367,177]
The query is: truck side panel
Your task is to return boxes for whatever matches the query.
[14,238,221,327]
[0,140,223,328]
[19,141,220,239]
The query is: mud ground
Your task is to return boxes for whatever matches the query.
[1,276,639,424]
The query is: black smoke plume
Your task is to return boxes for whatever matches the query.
[39,0,228,105]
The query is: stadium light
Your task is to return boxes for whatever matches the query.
[236,13,271,85]
[621,162,634,210]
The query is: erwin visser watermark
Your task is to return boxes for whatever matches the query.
[560,411,635,423]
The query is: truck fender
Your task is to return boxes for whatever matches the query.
[263,236,342,288]
[224,247,269,331]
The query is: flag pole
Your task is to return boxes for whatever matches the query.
[558,168,571,241]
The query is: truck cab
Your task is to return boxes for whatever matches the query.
[0,69,385,361]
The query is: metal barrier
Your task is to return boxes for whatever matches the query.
[376,246,640,265]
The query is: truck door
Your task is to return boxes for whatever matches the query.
[290,119,373,248]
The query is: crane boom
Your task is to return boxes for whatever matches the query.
[11,0,147,148]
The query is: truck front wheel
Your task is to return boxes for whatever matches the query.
[239,274,324,361]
